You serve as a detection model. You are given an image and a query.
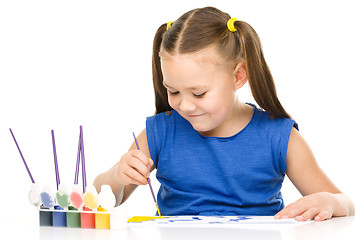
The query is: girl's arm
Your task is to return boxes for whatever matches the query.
[275,128,355,221]
[93,129,155,206]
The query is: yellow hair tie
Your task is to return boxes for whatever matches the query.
[166,21,174,31]
[227,17,237,32]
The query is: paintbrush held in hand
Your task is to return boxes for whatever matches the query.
[133,132,161,216]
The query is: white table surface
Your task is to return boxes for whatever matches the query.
[0,208,360,240]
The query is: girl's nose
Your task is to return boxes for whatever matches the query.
[179,97,196,113]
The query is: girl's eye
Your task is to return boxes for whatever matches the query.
[193,92,206,98]
[169,91,179,95]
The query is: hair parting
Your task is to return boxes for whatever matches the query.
[151,7,291,119]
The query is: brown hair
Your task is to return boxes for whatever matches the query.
[152,7,291,118]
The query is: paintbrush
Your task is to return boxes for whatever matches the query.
[10,128,41,206]
[132,132,161,216]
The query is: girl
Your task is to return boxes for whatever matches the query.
[94,7,354,221]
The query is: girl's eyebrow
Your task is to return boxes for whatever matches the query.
[163,81,207,90]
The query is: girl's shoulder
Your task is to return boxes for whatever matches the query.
[248,103,299,131]
[147,110,185,125]
[147,110,176,120]
[146,110,190,169]
[146,110,183,139]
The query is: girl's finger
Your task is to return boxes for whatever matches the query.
[148,158,154,170]
[119,172,145,186]
[130,150,150,167]
[275,201,306,219]
[127,157,150,178]
[314,210,331,221]
[296,208,319,221]
[123,167,148,185]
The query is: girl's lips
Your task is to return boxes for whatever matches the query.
[188,114,204,118]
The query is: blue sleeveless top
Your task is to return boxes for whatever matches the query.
[146,105,298,216]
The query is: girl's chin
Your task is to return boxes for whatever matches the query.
[191,124,215,136]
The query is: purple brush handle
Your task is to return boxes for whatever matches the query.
[74,129,81,185]
[132,132,140,149]
[51,130,60,190]
[80,126,87,193]
[147,178,157,203]
[9,128,35,183]
[133,132,157,203]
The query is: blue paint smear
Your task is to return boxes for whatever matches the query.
[169,219,197,222]
[54,205,64,210]
[41,192,55,208]
[236,216,251,220]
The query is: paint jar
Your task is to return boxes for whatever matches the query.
[83,185,99,210]
[81,206,95,228]
[98,185,115,211]
[40,185,56,208]
[67,206,81,228]
[56,184,70,208]
[28,183,41,206]
[70,184,84,209]
[95,207,110,229]
[110,205,128,230]
[53,205,67,227]
[39,204,53,226]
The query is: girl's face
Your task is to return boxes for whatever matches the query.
[160,48,246,136]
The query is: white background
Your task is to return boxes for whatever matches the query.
[1,0,362,219]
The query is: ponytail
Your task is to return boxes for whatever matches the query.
[152,24,172,114]
[235,21,291,119]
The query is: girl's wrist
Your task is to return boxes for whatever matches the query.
[113,163,125,186]
[112,163,125,206]
[332,193,355,217]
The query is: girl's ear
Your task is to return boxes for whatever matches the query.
[233,62,248,90]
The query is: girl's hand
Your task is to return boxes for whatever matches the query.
[274,192,338,221]
[115,149,154,186]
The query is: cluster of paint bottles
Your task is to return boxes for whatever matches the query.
[29,183,126,230]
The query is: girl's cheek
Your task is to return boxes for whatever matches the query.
[202,97,217,112]
[168,96,179,110]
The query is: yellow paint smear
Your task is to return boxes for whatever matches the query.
[156,204,161,217]
[83,192,99,209]
[128,216,167,223]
